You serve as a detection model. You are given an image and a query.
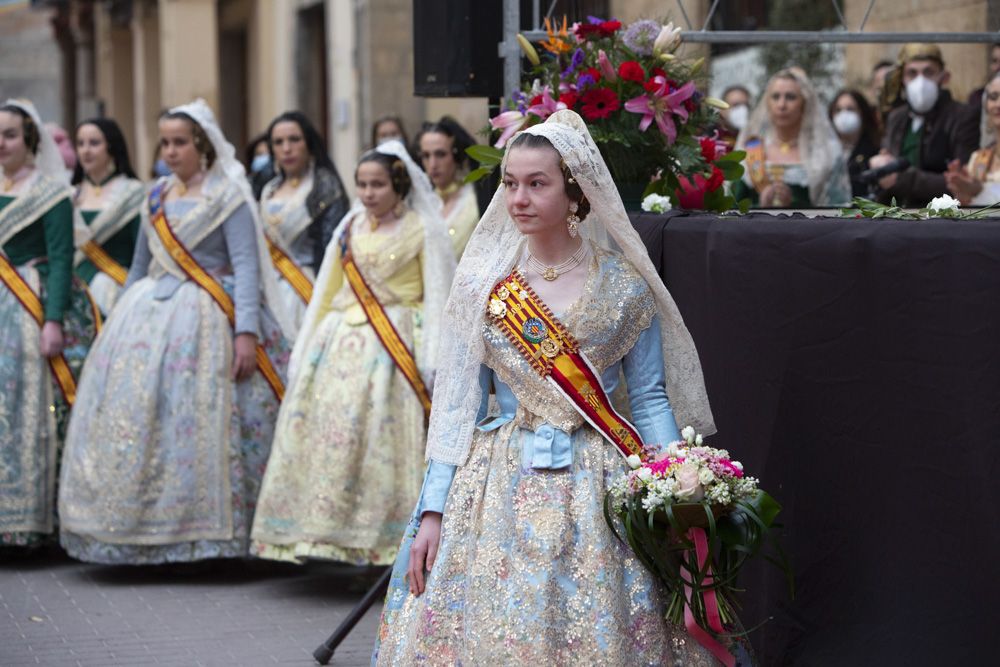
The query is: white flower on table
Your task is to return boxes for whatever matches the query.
[927,194,961,214]
[641,193,673,214]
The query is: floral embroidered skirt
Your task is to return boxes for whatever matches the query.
[373,419,743,666]
[0,267,96,548]
[250,304,425,566]
[57,277,289,564]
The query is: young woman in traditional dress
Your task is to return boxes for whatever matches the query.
[733,68,851,208]
[58,99,295,564]
[71,118,144,316]
[0,99,97,548]
[373,110,753,665]
[258,111,349,331]
[415,117,480,257]
[250,140,455,565]
[945,71,1000,205]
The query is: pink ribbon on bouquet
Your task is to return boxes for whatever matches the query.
[681,527,736,667]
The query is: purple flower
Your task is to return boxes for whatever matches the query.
[560,47,585,79]
[577,73,597,88]
[622,19,661,56]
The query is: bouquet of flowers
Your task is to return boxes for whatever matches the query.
[840,194,1000,220]
[604,426,788,664]
[468,16,747,212]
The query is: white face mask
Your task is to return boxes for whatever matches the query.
[832,109,862,136]
[905,75,940,114]
[727,104,749,131]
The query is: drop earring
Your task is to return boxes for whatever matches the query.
[567,201,580,239]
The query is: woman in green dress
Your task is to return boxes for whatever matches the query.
[71,118,144,316]
[0,99,97,548]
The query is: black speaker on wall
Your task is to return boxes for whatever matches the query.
[412,0,504,97]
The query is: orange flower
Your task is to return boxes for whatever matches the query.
[540,16,573,55]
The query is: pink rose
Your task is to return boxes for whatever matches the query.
[674,463,704,501]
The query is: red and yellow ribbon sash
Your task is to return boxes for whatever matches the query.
[80,240,128,286]
[266,237,313,304]
[148,185,285,400]
[0,253,78,405]
[340,228,431,418]
[745,137,770,193]
[487,268,644,460]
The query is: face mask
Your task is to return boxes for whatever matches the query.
[832,109,862,136]
[153,159,171,178]
[905,75,939,114]
[251,153,271,173]
[727,104,749,131]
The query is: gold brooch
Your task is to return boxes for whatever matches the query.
[488,298,507,318]
[539,338,561,358]
[496,285,510,300]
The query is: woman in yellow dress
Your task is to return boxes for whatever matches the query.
[415,117,480,257]
[251,139,455,565]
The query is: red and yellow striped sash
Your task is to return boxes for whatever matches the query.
[0,253,78,405]
[340,230,431,418]
[266,237,313,304]
[148,186,284,401]
[488,269,644,460]
[80,240,128,286]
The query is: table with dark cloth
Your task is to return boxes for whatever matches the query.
[631,211,1000,666]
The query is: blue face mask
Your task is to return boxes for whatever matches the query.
[153,159,171,178]
[251,153,271,174]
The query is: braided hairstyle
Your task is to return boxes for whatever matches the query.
[506,132,591,221]
[0,104,40,155]
[159,110,217,169]
[357,151,412,198]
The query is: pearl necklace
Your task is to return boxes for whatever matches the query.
[525,243,588,281]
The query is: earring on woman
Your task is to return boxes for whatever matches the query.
[567,201,580,239]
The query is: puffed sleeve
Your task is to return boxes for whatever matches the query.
[622,316,682,449]
[41,197,74,323]
[124,224,152,289]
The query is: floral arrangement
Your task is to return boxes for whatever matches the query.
[467,16,747,213]
[840,194,1000,220]
[604,426,788,663]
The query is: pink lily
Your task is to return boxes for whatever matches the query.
[624,77,696,144]
[597,50,618,83]
[526,88,567,121]
[490,110,527,148]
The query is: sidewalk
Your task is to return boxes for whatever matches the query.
[0,547,383,666]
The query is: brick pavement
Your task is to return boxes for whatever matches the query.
[0,547,384,667]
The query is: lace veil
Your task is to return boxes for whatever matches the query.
[289,139,456,383]
[736,68,850,206]
[168,99,297,341]
[425,110,715,466]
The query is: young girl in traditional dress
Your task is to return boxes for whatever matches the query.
[0,99,97,548]
[373,110,753,665]
[72,117,144,316]
[58,99,294,564]
[250,140,455,565]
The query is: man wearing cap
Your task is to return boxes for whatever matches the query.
[869,44,979,206]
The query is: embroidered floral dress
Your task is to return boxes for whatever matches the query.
[442,183,479,258]
[251,210,427,565]
[58,176,290,564]
[0,174,97,547]
[373,248,742,666]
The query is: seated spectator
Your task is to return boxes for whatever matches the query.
[967,43,1000,109]
[945,71,1000,205]
[717,85,751,149]
[733,68,850,207]
[371,115,408,147]
[869,44,979,207]
[828,89,882,197]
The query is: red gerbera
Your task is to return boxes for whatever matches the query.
[699,136,717,162]
[706,166,725,192]
[618,61,645,83]
[650,67,668,80]
[580,88,620,121]
[597,20,622,36]
[529,94,544,106]
[574,19,622,41]
[559,92,580,109]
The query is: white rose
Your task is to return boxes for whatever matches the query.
[927,194,961,213]
[637,468,653,482]
[673,463,704,501]
[681,426,696,443]
[695,434,704,446]
[626,454,642,469]
[641,193,672,214]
